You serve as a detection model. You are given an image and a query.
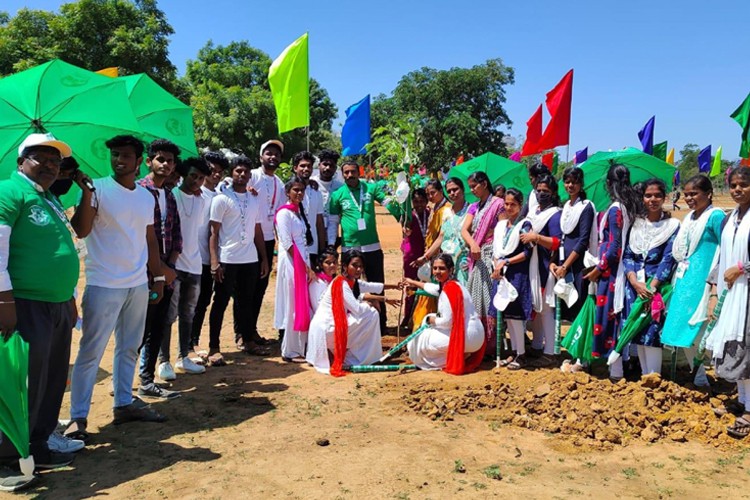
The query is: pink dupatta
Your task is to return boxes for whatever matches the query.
[275,203,311,331]
[468,196,505,270]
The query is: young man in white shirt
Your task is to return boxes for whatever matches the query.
[246,140,285,350]
[190,152,228,351]
[159,157,212,376]
[291,151,325,266]
[311,148,343,244]
[68,135,173,437]
[207,156,269,366]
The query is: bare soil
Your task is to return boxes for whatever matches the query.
[14,194,750,499]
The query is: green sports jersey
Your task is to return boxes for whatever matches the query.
[0,172,79,302]
[328,181,400,248]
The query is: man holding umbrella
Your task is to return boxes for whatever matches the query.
[0,133,85,490]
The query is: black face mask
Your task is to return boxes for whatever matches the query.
[49,178,74,197]
[536,190,553,206]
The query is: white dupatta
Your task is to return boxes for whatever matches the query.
[706,208,750,360]
[528,206,561,312]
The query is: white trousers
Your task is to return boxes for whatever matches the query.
[529,303,555,355]
[637,345,663,375]
[507,319,526,356]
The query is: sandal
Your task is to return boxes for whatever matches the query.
[499,356,515,367]
[208,352,226,367]
[714,400,745,418]
[727,416,750,439]
[242,343,271,356]
[507,355,526,371]
[63,418,90,442]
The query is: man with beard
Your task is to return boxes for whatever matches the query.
[137,140,183,398]
[246,140,285,350]
[291,151,325,265]
[190,152,228,351]
[159,157,212,376]
[68,135,171,440]
[311,149,343,243]
[207,156,269,365]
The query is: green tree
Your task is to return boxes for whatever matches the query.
[370,59,515,171]
[676,143,700,182]
[184,40,337,161]
[0,0,178,91]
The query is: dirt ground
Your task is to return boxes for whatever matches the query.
[15,194,750,499]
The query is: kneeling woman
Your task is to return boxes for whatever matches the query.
[306,250,386,376]
[403,254,485,374]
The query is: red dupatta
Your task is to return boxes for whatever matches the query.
[275,203,311,331]
[443,280,486,375]
[329,275,354,377]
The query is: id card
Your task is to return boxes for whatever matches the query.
[357,218,367,231]
[636,269,646,283]
[675,261,688,279]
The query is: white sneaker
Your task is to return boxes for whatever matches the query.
[157,361,177,381]
[47,431,84,453]
[175,357,206,374]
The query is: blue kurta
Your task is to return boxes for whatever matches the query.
[560,202,596,321]
[489,221,533,321]
[661,209,725,348]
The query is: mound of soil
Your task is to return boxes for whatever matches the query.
[401,369,748,448]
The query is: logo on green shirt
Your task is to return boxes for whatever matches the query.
[28,205,51,226]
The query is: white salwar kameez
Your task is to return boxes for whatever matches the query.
[309,278,330,312]
[407,282,485,370]
[305,279,382,374]
[274,208,311,359]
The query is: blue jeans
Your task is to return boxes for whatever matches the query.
[70,284,149,418]
[160,270,201,361]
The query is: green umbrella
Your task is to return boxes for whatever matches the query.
[611,282,674,359]
[567,148,676,210]
[448,152,533,203]
[120,73,199,161]
[0,59,143,183]
[0,332,34,476]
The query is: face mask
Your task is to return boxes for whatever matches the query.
[536,191,552,206]
[49,178,74,197]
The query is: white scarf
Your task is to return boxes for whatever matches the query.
[673,207,722,326]
[493,218,525,259]
[528,206,561,312]
[627,216,681,256]
[706,208,750,360]
[560,198,599,263]
[599,202,631,314]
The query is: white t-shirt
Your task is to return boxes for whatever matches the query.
[174,188,206,275]
[199,185,218,265]
[250,168,285,241]
[83,176,155,289]
[311,175,344,229]
[302,185,324,253]
[210,189,262,264]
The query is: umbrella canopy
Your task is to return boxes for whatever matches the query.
[120,73,199,159]
[448,152,533,203]
[615,282,674,354]
[0,332,30,460]
[0,59,143,181]
[570,148,676,211]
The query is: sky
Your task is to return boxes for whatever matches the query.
[5,0,750,160]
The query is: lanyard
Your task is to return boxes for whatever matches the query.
[264,174,278,213]
[348,184,365,216]
[43,193,87,258]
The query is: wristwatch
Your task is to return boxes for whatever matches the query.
[153,275,166,283]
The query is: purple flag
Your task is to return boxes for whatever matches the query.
[574,147,588,164]
[698,145,711,173]
[638,116,655,154]
[509,151,522,162]
[674,169,680,187]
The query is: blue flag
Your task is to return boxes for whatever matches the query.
[674,169,680,187]
[574,147,588,164]
[341,95,370,156]
[698,145,711,173]
[638,116,655,154]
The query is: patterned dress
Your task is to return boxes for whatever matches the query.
[592,206,624,358]
[621,219,679,347]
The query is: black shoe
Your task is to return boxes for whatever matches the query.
[113,397,167,424]
[0,466,36,492]
[34,451,75,470]
[137,383,180,400]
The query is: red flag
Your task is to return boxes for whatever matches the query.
[741,158,750,167]
[521,105,544,156]
[455,155,465,165]
[539,69,574,150]
[541,152,554,171]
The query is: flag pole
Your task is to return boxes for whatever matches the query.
[306,126,310,151]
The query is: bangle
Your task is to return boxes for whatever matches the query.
[738,261,744,272]
[710,294,718,298]
[0,300,14,304]
[153,275,166,283]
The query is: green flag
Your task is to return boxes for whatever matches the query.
[731,92,750,157]
[710,145,723,177]
[269,33,310,134]
[653,141,667,161]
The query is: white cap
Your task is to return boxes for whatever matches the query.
[18,133,72,158]
[259,139,284,156]
[492,277,518,312]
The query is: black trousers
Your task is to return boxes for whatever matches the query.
[362,249,386,335]
[139,287,174,386]
[209,262,259,350]
[245,240,275,340]
[0,298,74,460]
[191,264,214,346]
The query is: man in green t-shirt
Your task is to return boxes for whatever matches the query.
[0,133,87,491]
[327,160,399,335]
